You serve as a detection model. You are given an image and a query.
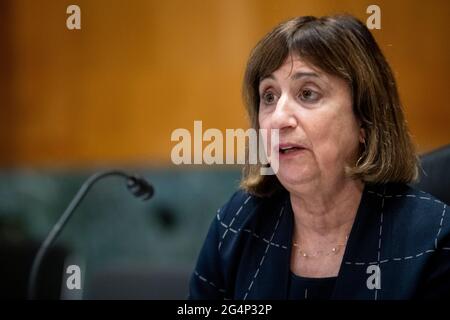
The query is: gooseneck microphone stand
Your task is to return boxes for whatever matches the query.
[27,170,155,300]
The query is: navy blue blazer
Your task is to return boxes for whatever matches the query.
[189,183,450,299]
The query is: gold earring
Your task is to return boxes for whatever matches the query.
[356,137,366,167]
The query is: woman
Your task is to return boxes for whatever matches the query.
[189,15,450,300]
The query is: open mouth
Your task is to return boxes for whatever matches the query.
[279,146,304,154]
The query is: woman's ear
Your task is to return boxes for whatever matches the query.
[359,125,366,144]
[357,119,366,144]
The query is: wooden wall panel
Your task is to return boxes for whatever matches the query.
[1,0,448,167]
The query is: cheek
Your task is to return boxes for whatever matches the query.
[258,112,270,129]
[309,111,360,162]
[258,113,278,155]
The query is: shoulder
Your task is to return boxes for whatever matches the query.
[367,183,449,251]
[369,183,447,221]
[216,189,288,234]
[189,189,288,299]
[375,183,450,298]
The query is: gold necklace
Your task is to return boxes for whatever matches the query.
[292,235,349,258]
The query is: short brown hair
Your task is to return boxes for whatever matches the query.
[240,15,418,197]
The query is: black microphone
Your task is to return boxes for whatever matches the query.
[27,170,155,300]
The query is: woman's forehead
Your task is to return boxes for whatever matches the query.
[260,55,327,83]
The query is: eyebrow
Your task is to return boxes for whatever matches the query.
[260,71,320,82]
[291,72,320,80]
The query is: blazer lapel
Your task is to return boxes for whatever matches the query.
[332,184,383,299]
[240,192,293,300]
[242,185,384,300]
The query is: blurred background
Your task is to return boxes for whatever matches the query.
[0,0,449,299]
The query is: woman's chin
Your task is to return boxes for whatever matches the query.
[276,168,316,188]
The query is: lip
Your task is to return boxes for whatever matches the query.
[274,142,307,159]
[277,142,306,150]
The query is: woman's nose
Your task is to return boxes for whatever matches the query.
[270,95,297,129]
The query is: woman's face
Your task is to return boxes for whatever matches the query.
[258,55,363,191]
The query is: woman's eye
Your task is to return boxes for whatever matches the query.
[262,91,276,104]
[299,89,320,102]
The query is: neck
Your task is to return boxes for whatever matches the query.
[289,178,364,244]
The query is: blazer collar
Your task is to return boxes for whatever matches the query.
[256,184,381,299]
[332,183,381,299]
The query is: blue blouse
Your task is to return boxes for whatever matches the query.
[288,272,337,300]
